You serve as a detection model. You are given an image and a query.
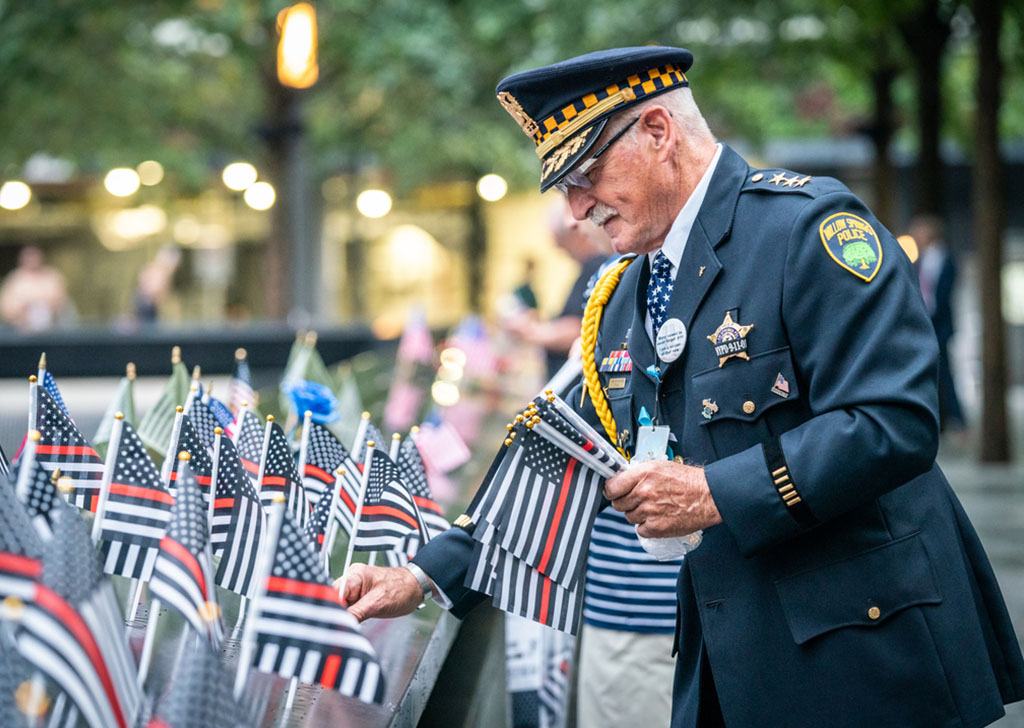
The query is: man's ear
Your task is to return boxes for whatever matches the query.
[638,106,676,162]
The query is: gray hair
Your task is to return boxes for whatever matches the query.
[606,87,716,146]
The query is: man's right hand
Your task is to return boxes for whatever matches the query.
[334,563,423,622]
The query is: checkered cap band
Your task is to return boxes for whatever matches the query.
[534,64,688,148]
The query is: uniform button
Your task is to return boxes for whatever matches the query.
[742,400,756,414]
[867,606,881,620]
[751,173,764,182]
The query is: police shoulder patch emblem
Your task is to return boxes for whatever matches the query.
[818,212,882,282]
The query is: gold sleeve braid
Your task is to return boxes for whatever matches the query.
[580,256,635,460]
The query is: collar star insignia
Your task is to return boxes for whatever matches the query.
[706,311,755,367]
[794,175,812,187]
[782,175,799,187]
[769,172,787,186]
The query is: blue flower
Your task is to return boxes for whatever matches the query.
[286,380,339,423]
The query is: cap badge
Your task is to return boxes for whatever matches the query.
[497,91,539,138]
[707,312,754,367]
[541,127,593,180]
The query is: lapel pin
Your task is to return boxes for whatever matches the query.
[707,311,754,367]
[771,373,790,398]
[701,399,719,420]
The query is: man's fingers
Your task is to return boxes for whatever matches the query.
[604,469,640,500]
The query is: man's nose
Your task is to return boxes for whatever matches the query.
[566,186,594,222]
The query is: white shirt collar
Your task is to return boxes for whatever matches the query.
[647,143,723,274]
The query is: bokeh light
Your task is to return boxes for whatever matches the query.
[0,181,32,210]
[222,162,258,191]
[431,380,461,407]
[476,173,508,202]
[356,189,392,218]
[136,160,164,186]
[104,168,141,197]
[244,181,276,210]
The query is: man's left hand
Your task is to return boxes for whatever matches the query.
[604,460,722,537]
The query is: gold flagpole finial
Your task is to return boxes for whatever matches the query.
[29,430,41,442]
[192,365,201,380]
[361,411,371,420]
[38,352,46,370]
[366,440,375,449]
[410,425,420,434]
[266,414,274,423]
[178,451,191,461]
[126,362,136,380]
[392,433,401,441]
[49,468,61,486]
[171,346,182,364]
[304,331,318,347]
[57,476,74,494]
[304,410,313,419]
[28,375,37,384]
[337,467,346,475]
[214,427,223,435]
[175,405,184,413]
[114,412,124,421]
[235,347,247,360]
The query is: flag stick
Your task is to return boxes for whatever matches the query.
[230,401,251,445]
[296,410,312,495]
[388,432,401,460]
[254,417,274,500]
[209,428,222,530]
[320,467,345,570]
[159,407,185,485]
[24,671,47,727]
[136,597,161,686]
[283,676,300,713]
[125,577,146,625]
[351,411,370,454]
[27,374,38,437]
[339,446,375,597]
[15,431,39,503]
[233,498,286,700]
[91,414,124,544]
[231,596,248,640]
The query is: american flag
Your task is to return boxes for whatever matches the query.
[304,490,333,549]
[13,444,64,537]
[92,367,136,457]
[490,548,582,635]
[97,421,173,581]
[260,422,309,529]
[149,639,244,728]
[302,421,361,534]
[351,449,427,555]
[229,349,255,415]
[398,436,450,538]
[0,629,30,727]
[137,357,190,455]
[206,395,235,430]
[13,504,142,728]
[538,637,574,726]
[34,388,105,512]
[413,419,471,475]
[0,441,9,477]
[184,393,221,449]
[234,410,265,482]
[491,427,604,590]
[211,434,266,598]
[352,419,385,465]
[166,414,214,504]
[149,460,223,646]
[40,368,72,420]
[0,470,44,601]
[249,511,384,703]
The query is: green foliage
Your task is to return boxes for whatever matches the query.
[0,0,1021,195]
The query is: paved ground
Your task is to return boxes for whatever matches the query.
[939,442,1024,726]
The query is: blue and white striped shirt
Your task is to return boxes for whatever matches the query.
[583,507,683,633]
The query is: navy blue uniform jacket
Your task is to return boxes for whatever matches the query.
[415,146,1024,727]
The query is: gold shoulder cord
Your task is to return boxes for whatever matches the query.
[580,256,635,460]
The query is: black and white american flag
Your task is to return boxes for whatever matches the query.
[351,449,427,554]
[397,437,450,538]
[260,422,308,528]
[211,433,266,598]
[34,388,105,512]
[302,421,361,534]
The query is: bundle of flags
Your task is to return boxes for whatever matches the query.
[463,392,627,634]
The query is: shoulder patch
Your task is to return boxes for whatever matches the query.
[818,212,882,282]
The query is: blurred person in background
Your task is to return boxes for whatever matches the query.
[0,245,71,332]
[909,215,965,433]
[512,258,540,312]
[504,200,611,379]
[133,244,182,323]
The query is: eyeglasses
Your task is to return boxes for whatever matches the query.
[555,116,640,195]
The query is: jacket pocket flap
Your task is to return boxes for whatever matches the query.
[774,534,942,645]
[692,346,799,424]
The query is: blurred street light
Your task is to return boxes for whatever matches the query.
[476,173,508,202]
[104,168,141,197]
[277,3,318,89]
[137,160,164,186]
[222,162,258,191]
[0,181,32,210]
[356,189,392,218]
[244,181,276,210]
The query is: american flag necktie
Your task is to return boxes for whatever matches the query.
[645,251,674,341]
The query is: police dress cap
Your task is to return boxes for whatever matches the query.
[496,46,693,192]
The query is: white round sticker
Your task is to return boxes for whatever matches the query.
[656,318,687,362]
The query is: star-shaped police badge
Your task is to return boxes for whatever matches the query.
[706,311,754,367]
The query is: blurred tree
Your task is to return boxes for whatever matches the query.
[974,0,1009,462]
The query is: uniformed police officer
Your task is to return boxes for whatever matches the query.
[339,47,1024,727]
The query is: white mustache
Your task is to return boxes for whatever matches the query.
[589,204,618,227]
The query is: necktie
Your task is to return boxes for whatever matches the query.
[646,251,674,341]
